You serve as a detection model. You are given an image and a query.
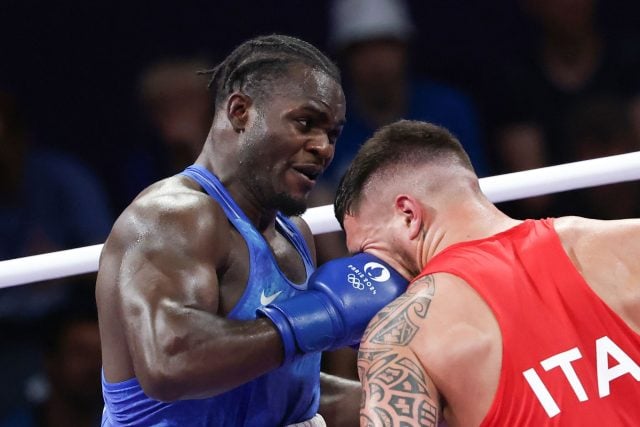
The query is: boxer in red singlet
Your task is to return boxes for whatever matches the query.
[335,120,640,426]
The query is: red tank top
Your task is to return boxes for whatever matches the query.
[416,219,640,426]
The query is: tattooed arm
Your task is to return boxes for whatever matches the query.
[358,276,441,427]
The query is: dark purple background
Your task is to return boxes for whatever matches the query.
[1,0,638,200]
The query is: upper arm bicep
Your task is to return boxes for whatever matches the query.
[114,198,228,362]
[119,209,223,311]
[560,217,640,278]
[358,279,441,426]
[358,342,440,426]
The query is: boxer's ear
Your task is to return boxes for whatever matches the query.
[226,92,252,133]
[394,195,424,241]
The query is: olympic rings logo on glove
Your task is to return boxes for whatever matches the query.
[347,273,365,290]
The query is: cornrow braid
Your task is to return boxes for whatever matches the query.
[198,34,340,108]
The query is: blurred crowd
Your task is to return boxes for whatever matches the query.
[1,0,640,424]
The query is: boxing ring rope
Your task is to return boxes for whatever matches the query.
[1,151,640,289]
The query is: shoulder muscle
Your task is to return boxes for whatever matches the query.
[359,276,440,425]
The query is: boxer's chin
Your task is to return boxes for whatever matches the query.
[273,192,307,217]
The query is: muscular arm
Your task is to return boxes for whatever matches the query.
[557,216,640,333]
[358,277,441,427]
[97,184,284,401]
[318,372,361,427]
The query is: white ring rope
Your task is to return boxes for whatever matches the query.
[2,151,640,289]
[301,151,640,234]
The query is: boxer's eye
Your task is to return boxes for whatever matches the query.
[296,118,312,132]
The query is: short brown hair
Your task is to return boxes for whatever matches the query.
[334,120,474,227]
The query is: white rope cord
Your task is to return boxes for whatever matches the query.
[2,151,640,289]
[301,151,640,234]
[0,244,103,289]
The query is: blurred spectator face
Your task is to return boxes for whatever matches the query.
[568,97,640,218]
[140,60,213,163]
[524,0,595,35]
[345,39,407,110]
[147,82,211,151]
[47,319,102,408]
[567,96,637,159]
[576,131,639,218]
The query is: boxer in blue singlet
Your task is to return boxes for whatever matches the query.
[95,35,361,426]
[101,166,321,425]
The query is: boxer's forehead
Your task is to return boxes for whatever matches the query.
[268,65,345,116]
[343,211,382,255]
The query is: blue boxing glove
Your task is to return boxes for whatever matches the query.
[257,252,408,365]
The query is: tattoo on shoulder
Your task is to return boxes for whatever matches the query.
[357,275,439,426]
[362,275,436,347]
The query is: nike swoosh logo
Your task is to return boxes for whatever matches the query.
[260,290,283,306]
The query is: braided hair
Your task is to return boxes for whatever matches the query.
[200,34,341,108]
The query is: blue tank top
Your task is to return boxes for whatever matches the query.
[101,165,321,427]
